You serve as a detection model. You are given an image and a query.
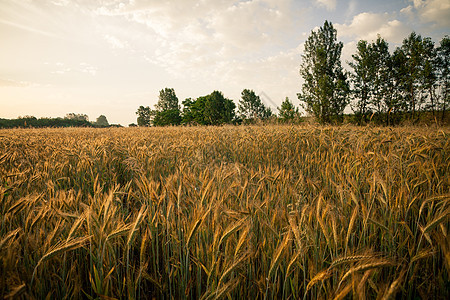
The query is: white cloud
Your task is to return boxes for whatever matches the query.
[90,0,298,85]
[314,0,337,11]
[50,62,97,76]
[103,34,128,49]
[341,41,357,69]
[0,19,58,38]
[335,12,410,44]
[0,78,31,87]
[410,0,450,28]
[51,0,69,6]
[79,63,98,76]
[95,0,294,53]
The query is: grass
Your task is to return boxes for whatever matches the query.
[0,124,448,299]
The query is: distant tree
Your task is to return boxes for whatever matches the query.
[437,36,450,121]
[396,32,435,118]
[153,88,182,126]
[128,123,137,127]
[65,113,89,122]
[298,20,349,123]
[180,91,236,125]
[95,115,109,127]
[349,40,374,124]
[277,97,299,122]
[238,89,272,121]
[421,45,438,115]
[203,91,236,125]
[392,47,409,113]
[370,37,391,115]
[188,96,209,125]
[136,106,151,126]
[372,36,400,125]
[181,98,195,124]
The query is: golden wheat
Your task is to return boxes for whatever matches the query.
[0,125,448,299]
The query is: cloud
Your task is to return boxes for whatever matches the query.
[0,19,58,38]
[79,63,98,76]
[103,34,128,49]
[335,12,410,44]
[314,0,337,11]
[405,0,450,28]
[91,0,298,82]
[51,0,69,6]
[0,78,31,87]
[95,0,294,53]
[50,62,98,76]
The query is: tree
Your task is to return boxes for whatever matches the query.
[95,115,109,127]
[436,35,450,121]
[238,89,272,121]
[181,98,195,125]
[350,36,398,125]
[203,91,236,125]
[421,43,438,115]
[153,88,181,126]
[65,113,89,122]
[277,97,299,122]
[136,106,151,126]
[437,36,450,121]
[181,91,236,125]
[396,32,436,118]
[349,40,374,124]
[374,37,403,125]
[392,47,409,113]
[297,20,349,123]
[370,37,395,118]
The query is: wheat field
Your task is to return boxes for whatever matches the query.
[0,125,448,299]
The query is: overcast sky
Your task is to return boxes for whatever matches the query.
[1,0,449,126]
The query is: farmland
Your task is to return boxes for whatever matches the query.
[0,125,448,299]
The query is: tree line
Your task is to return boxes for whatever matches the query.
[135,88,300,126]
[299,20,449,125]
[0,113,118,129]
[138,21,448,127]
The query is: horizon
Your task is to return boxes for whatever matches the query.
[1,0,449,126]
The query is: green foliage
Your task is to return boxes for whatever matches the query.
[437,36,450,121]
[277,97,299,122]
[65,113,89,122]
[349,40,373,124]
[0,116,93,128]
[136,106,151,126]
[238,89,272,121]
[153,88,182,126]
[203,91,236,125]
[347,32,450,125]
[182,91,236,125]
[95,115,109,127]
[396,32,436,117]
[298,20,349,124]
[349,36,399,125]
[153,109,182,126]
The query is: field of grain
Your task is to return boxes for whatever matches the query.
[0,125,448,299]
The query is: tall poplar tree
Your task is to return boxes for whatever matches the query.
[298,20,349,123]
[437,36,450,121]
[349,40,373,124]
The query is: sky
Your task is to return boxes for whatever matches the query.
[1,0,449,126]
